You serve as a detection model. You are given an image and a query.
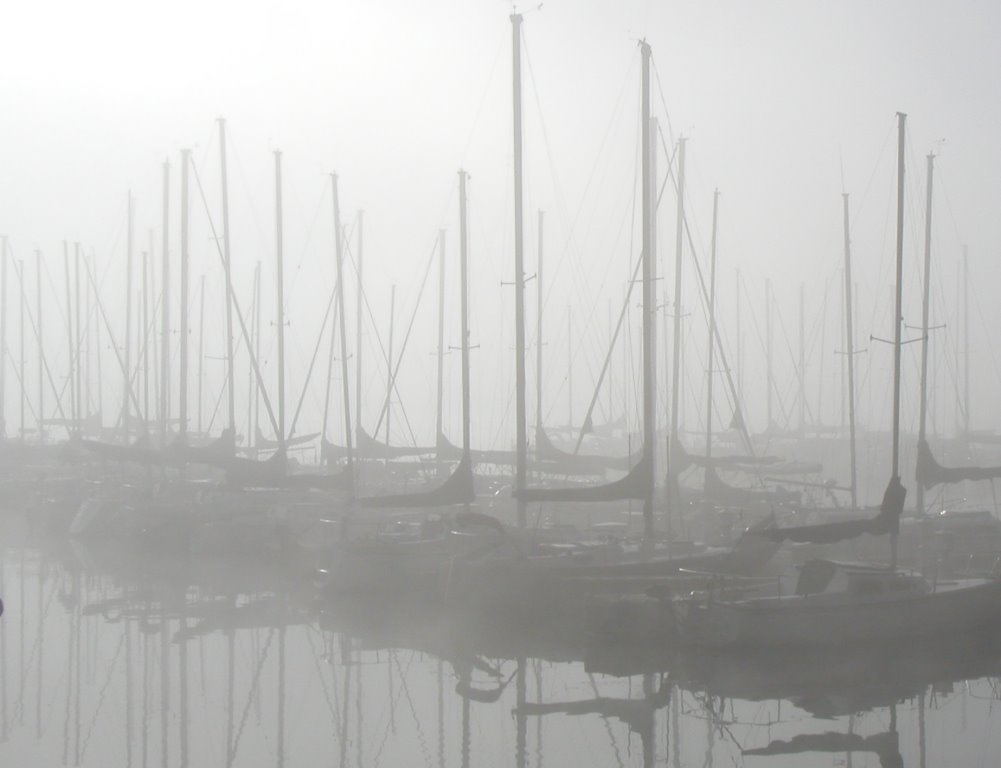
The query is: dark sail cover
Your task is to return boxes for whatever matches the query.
[704,466,799,506]
[254,427,319,450]
[356,428,434,458]
[916,438,1001,489]
[515,452,652,503]
[223,448,288,486]
[359,456,475,508]
[535,426,631,471]
[672,438,779,474]
[182,428,237,465]
[764,475,905,544]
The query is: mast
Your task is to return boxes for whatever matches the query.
[667,131,684,531]
[160,160,170,445]
[459,171,471,461]
[798,284,806,432]
[149,230,158,430]
[142,247,149,427]
[63,242,75,430]
[511,12,528,527]
[536,211,544,431]
[641,41,655,540]
[18,260,24,440]
[35,250,43,443]
[843,193,859,511]
[566,307,572,428]
[74,244,81,427]
[331,174,354,488]
[435,230,446,463]
[705,190,719,463]
[218,118,237,436]
[251,261,261,450]
[385,285,395,448]
[123,193,133,443]
[0,236,5,438]
[91,253,99,428]
[355,212,364,437]
[197,275,205,435]
[890,111,907,568]
[963,245,969,437]
[179,149,190,441]
[274,150,286,450]
[765,279,773,431]
[916,153,934,516]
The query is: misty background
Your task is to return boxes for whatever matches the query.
[1,0,999,504]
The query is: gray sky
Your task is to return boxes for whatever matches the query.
[2,0,999,449]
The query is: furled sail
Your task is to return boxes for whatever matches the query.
[535,426,632,471]
[254,427,320,451]
[515,452,652,503]
[359,456,475,508]
[672,439,779,473]
[916,438,1001,489]
[704,466,799,506]
[764,475,905,544]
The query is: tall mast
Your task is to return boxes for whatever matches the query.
[890,112,907,568]
[735,269,743,401]
[916,153,935,516]
[74,244,81,426]
[566,307,572,428]
[123,193,133,443]
[0,236,6,437]
[35,250,43,443]
[197,275,205,435]
[149,230,158,427]
[798,284,806,432]
[384,285,395,448]
[142,248,149,427]
[435,230,446,458]
[705,190,719,463]
[535,211,544,430]
[511,12,527,527]
[91,253,99,426]
[963,245,969,437]
[63,242,75,430]
[459,171,471,461]
[891,113,906,481]
[640,41,655,540]
[842,193,859,511]
[355,212,365,435]
[667,132,685,530]
[18,260,24,440]
[274,150,286,450]
[218,118,237,436]
[179,149,190,440]
[331,174,354,489]
[251,261,261,449]
[765,279,773,431]
[160,160,171,445]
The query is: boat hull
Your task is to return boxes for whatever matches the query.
[682,578,1001,648]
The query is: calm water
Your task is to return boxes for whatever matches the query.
[1,512,1001,767]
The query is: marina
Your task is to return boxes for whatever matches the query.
[3,1,1001,764]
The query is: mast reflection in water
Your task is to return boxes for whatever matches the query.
[0,518,1000,767]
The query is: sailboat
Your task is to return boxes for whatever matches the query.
[676,114,1001,649]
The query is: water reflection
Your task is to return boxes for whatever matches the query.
[1,519,1001,766]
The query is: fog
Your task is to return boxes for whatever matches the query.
[4,1,1001,455]
[2,1,1001,766]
